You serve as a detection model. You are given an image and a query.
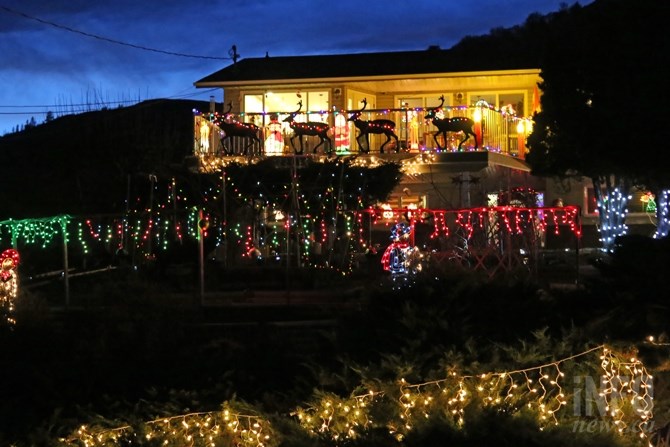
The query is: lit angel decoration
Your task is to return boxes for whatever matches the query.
[0,248,20,326]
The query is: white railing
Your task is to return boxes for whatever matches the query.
[193,103,532,161]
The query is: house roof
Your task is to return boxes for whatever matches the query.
[194,47,539,87]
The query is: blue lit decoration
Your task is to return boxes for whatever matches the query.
[597,187,630,252]
[655,189,670,239]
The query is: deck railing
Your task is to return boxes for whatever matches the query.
[194,103,532,162]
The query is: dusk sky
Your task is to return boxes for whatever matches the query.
[0,1,591,134]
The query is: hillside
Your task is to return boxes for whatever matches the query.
[0,99,210,220]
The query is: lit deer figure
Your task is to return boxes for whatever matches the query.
[283,101,332,154]
[218,103,262,155]
[424,95,478,151]
[348,98,399,153]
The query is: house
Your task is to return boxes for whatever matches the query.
[192,46,654,268]
[194,47,543,207]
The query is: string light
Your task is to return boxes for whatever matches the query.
[654,190,670,239]
[60,402,274,447]
[596,187,631,252]
[0,248,20,326]
[296,345,654,444]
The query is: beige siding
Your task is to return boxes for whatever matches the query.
[376,94,395,110]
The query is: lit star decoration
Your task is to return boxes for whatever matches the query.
[0,248,20,326]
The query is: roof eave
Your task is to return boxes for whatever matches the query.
[194,68,541,89]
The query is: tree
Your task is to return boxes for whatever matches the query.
[526,0,670,250]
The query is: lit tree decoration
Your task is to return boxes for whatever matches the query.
[595,185,631,252]
[654,189,670,239]
[0,248,20,326]
[640,192,656,213]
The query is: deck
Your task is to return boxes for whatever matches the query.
[193,103,531,173]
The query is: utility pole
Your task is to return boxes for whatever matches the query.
[222,166,228,268]
[198,209,205,306]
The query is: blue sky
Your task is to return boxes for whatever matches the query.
[0,0,591,135]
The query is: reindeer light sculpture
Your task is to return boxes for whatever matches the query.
[424,95,478,151]
[348,98,399,153]
[283,101,332,155]
[218,103,262,156]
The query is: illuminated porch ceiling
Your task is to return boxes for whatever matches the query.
[342,71,540,94]
[199,70,540,94]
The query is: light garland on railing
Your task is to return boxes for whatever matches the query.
[0,215,71,248]
[361,205,581,243]
[0,203,580,279]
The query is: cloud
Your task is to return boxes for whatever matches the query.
[0,0,590,133]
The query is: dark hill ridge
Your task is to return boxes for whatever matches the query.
[0,99,210,219]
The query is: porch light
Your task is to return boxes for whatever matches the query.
[516,118,532,134]
[472,104,483,149]
[473,107,482,123]
[516,118,532,159]
[381,204,394,219]
[516,120,526,134]
[405,203,418,219]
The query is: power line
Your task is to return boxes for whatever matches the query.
[0,88,219,108]
[0,88,220,115]
[0,4,232,61]
[0,99,139,108]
